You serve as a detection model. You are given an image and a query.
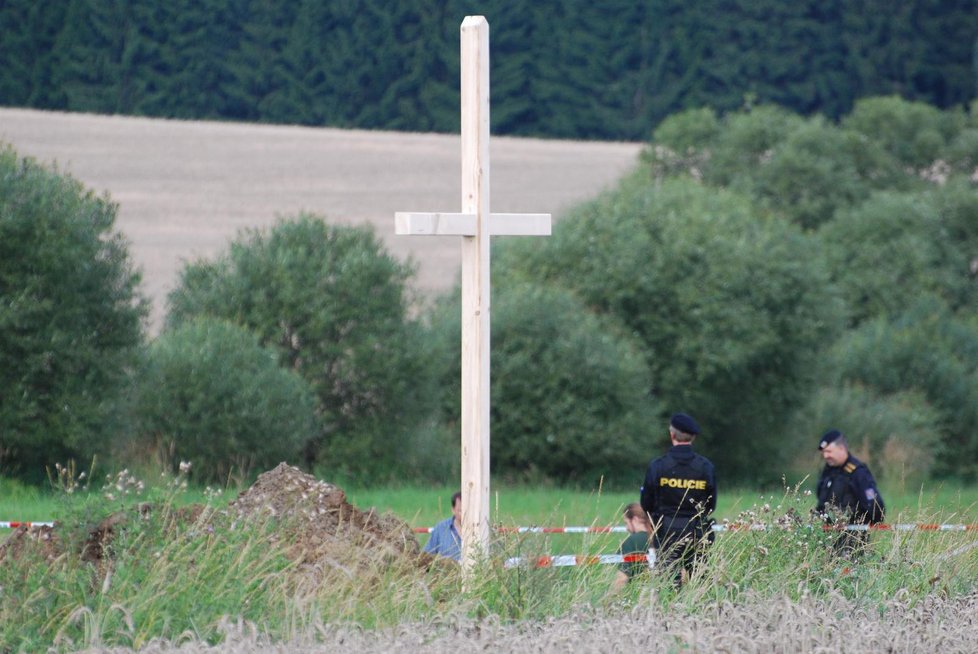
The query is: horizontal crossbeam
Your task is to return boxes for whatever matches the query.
[395,211,551,236]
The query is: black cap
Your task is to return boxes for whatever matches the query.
[670,413,700,436]
[818,429,843,450]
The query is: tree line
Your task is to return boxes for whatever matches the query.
[1,0,976,140]
[3,95,978,489]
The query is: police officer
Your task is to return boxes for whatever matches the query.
[640,413,716,586]
[815,429,885,557]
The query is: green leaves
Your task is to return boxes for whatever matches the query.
[166,214,434,478]
[429,282,657,485]
[820,191,974,324]
[496,176,843,480]
[0,144,146,481]
[825,300,978,479]
[132,317,316,482]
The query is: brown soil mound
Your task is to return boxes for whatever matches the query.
[0,523,58,562]
[227,462,426,576]
[1,464,429,578]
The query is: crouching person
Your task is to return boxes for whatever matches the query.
[611,503,654,594]
[423,491,462,562]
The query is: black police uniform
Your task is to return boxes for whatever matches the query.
[816,454,885,524]
[640,444,717,583]
[816,454,885,556]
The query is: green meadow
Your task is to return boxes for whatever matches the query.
[3,469,978,651]
[5,476,978,524]
[5,474,978,544]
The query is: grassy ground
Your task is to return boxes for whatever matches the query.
[348,480,978,527]
[5,476,978,532]
[3,469,978,651]
[6,476,977,567]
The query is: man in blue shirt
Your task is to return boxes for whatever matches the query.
[423,491,462,561]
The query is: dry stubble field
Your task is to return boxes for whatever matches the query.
[0,108,643,333]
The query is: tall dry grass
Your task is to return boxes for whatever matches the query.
[74,592,978,653]
[3,472,977,652]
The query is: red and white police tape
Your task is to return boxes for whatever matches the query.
[5,521,975,569]
[5,521,975,533]
[0,521,55,529]
[504,552,655,569]
[414,523,978,534]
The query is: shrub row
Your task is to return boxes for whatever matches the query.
[4,95,978,485]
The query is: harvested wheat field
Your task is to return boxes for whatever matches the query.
[0,108,643,332]
[78,594,978,653]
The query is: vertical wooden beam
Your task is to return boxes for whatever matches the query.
[459,15,491,574]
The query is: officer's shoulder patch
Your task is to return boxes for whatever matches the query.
[843,462,857,474]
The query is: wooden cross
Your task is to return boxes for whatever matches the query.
[395,16,551,574]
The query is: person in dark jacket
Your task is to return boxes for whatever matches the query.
[815,429,885,558]
[640,413,716,587]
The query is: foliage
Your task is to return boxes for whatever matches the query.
[650,107,721,154]
[130,317,317,482]
[931,177,978,276]
[0,144,146,482]
[640,102,978,460]
[747,119,907,229]
[843,95,969,170]
[784,383,945,489]
[647,104,915,230]
[497,176,844,481]
[825,299,978,480]
[3,1,977,140]
[699,105,809,187]
[165,214,435,478]
[818,190,976,324]
[427,282,659,486]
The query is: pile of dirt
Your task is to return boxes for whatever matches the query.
[1,463,430,577]
[0,523,58,562]
[226,462,426,575]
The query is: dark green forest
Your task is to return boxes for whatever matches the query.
[2,0,977,140]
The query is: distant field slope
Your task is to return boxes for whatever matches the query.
[0,108,642,332]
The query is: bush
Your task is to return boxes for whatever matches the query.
[826,299,978,479]
[700,105,807,187]
[750,119,906,229]
[646,104,911,230]
[0,144,146,481]
[497,176,844,482]
[651,107,721,153]
[842,96,965,170]
[428,282,658,486]
[785,383,944,491]
[931,178,978,277]
[130,317,317,482]
[165,214,435,478]
[818,191,974,324]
